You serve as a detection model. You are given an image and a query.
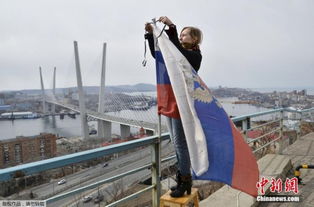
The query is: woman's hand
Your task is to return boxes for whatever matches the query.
[158,16,174,26]
[145,23,153,33]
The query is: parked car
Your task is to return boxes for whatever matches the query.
[89,129,97,135]
[103,163,109,168]
[82,195,92,203]
[94,194,104,203]
[57,179,66,185]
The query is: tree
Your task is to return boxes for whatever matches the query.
[104,179,125,204]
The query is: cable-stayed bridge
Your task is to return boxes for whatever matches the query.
[40,41,166,140]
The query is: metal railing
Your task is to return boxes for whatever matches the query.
[0,107,314,206]
[234,107,314,155]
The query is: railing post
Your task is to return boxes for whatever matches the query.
[297,112,303,140]
[152,115,161,207]
[300,111,303,138]
[242,119,248,141]
[278,110,284,154]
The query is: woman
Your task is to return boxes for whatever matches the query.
[145,16,203,197]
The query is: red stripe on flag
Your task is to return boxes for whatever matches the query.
[157,84,180,119]
[230,119,259,197]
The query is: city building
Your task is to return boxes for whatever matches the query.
[0,133,57,168]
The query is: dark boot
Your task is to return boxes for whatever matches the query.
[170,171,182,191]
[170,174,192,197]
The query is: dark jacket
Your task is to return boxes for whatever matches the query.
[145,25,202,72]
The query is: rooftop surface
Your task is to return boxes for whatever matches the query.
[200,132,314,207]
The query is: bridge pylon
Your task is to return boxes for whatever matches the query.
[51,67,56,114]
[74,41,89,139]
[39,67,57,115]
[39,67,47,114]
[97,42,112,139]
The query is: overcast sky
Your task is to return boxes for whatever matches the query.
[0,0,313,91]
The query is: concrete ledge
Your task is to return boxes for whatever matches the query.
[199,154,292,207]
[282,133,314,156]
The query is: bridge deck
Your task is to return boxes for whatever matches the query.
[46,100,167,132]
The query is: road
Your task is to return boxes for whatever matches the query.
[24,139,175,207]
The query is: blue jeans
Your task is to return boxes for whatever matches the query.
[166,117,191,176]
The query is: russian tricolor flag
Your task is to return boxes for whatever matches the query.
[155,42,180,119]
[153,25,259,197]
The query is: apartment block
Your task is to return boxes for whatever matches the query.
[0,133,57,168]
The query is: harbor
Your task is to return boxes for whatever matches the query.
[0,97,269,141]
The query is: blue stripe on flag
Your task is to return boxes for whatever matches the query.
[155,51,171,84]
[193,87,235,185]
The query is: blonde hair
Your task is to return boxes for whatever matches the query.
[181,26,203,50]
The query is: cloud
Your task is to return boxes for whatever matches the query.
[0,0,313,91]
